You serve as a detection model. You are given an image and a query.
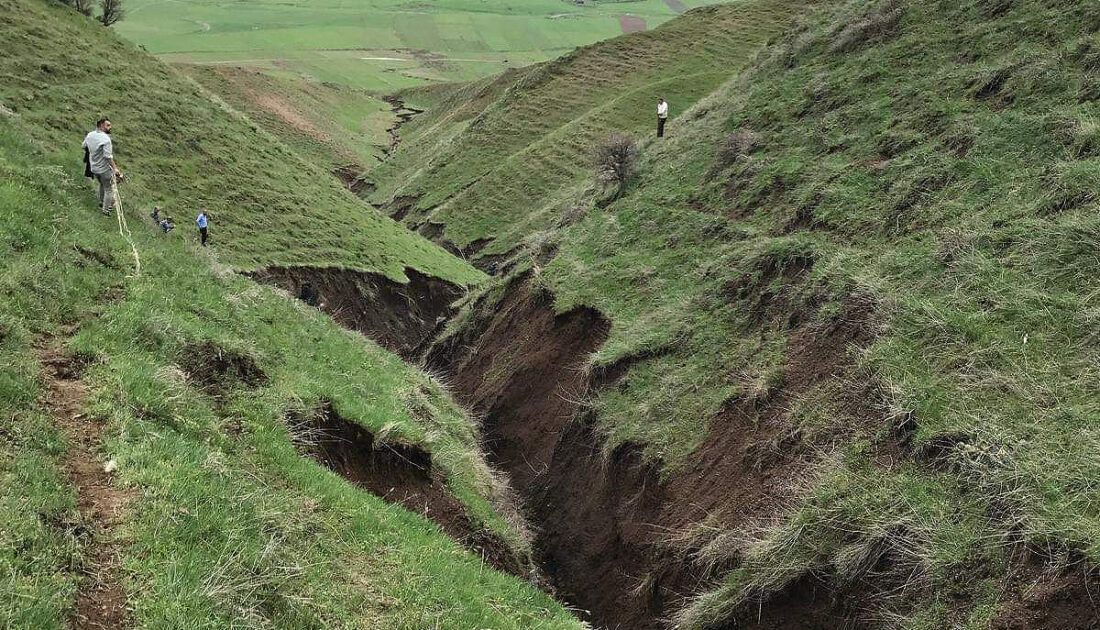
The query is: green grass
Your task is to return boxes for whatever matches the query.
[366,0,1100,624]
[116,0,717,91]
[181,65,397,171]
[0,111,580,628]
[9,0,1100,624]
[556,0,1100,624]
[0,0,482,283]
[368,0,817,256]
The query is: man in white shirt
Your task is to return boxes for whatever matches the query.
[657,97,669,138]
[81,117,122,215]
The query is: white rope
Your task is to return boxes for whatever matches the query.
[108,173,141,277]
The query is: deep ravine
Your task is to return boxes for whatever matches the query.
[256,262,888,629]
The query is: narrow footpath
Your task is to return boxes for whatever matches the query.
[39,337,133,630]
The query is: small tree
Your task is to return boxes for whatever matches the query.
[593,133,637,203]
[99,0,124,26]
[73,0,93,15]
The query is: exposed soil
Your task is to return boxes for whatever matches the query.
[178,340,267,394]
[425,273,882,629]
[38,340,134,630]
[427,273,608,492]
[991,552,1100,630]
[663,0,687,13]
[387,194,421,222]
[332,164,375,196]
[720,575,876,630]
[288,401,525,576]
[246,265,464,361]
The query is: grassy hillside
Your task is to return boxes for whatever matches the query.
[117,0,716,91]
[0,98,582,629]
[8,0,1100,625]
[0,0,594,627]
[181,66,397,172]
[0,0,481,283]
[372,0,1100,625]
[367,0,817,258]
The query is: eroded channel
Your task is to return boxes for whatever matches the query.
[248,264,960,630]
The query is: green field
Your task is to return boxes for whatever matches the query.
[118,0,715,91]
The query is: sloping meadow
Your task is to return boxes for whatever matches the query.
[535,0,1100,626]
[0,0,481,283]
[0,76,579,630]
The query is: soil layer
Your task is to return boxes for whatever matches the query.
[247,266,463,360]
[426,273,881,629]
[290,401,525,576]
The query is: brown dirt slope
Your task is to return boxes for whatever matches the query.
[248,266,464,360]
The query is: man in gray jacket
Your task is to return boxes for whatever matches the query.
[82,117,123,215]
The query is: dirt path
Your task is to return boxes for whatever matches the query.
[39,341,133,630]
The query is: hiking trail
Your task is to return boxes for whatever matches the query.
[39,334,134,630]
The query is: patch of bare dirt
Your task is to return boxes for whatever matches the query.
[618,14,647,34]
[247,266,464,361]
[332,164,375,196]
[381,96,423,156]
[178,340,267,394]
[991,552,1100,630]
[289,401,524,576]
[39,341,134,630]
[252,90,333,145]
[718,575,878,630]
[427,273,607,492]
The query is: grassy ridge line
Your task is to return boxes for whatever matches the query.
[519,0,1100,625]
[0,0,481,285]
[0,118,580,629]
[369,0,814,255]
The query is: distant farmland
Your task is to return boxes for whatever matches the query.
[118,0,718,91]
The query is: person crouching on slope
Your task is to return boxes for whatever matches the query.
[656,97,669,138]
[82,117,123,215]
[196,209,209,246]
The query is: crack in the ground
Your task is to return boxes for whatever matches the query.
[381,95,423,157]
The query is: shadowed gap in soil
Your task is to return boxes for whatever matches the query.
[424,271,884,629]
[287,400,524,575]
[246,265,463,361]
[246,259,1100,629]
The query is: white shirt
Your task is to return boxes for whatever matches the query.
[657,101,668,118]
[82,129,114,175]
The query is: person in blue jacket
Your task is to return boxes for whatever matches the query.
[196,209,209,246]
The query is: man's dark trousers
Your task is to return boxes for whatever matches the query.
[657,116,666,138]
[199,226,208,246]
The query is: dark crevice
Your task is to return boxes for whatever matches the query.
[246,266,464,361]
[289,400,525,576]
